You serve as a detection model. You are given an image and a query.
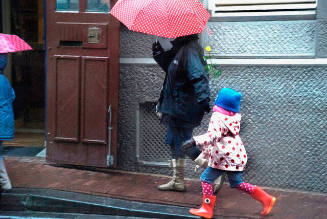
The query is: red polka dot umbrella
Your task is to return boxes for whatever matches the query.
[0,33,32,53]
[110,0,210,38]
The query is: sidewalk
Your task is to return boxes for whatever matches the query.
[2,156,327,218]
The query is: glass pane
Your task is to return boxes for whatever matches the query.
[87,0,110,13]
[56,0,79,11]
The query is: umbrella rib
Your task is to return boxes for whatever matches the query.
[169,0,207,37]
[164,1,174,38]
[189,3,208,28]
[130,0,155,31]
[167,0,187,38]
[182,1,208,33]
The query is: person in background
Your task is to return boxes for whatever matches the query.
[185,88,276,218]
[0,54,15,193]
[152,34,211,191]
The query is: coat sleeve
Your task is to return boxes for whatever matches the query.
[193,114,224,158]
[157,80,165,106]
[185,49,210,103]
[10,86,15,102]
[0,75,15,102]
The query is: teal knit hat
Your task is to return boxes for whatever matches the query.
[214,88,242,113]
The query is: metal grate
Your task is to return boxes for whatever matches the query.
[135,102,206,179]
[137,102,170,166]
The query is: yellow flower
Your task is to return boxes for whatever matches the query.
[203,45,222,78]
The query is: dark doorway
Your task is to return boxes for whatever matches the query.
[1,0,45,152]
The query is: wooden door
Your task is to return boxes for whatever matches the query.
[46,0,120,168]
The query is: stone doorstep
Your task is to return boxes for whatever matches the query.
[0,188,198,219]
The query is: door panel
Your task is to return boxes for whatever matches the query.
[46,0,119,168]
[54,56,81,143]
[81,57,108,144]
[58,23,84,47]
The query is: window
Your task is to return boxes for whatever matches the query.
[207,0,317,18]
[87,0,110,13]
[56,0,79,12]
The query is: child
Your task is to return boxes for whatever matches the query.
[183,88,276,218]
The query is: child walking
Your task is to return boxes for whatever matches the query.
[183,88,276,218]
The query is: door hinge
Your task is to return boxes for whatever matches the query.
[107,155,114,167]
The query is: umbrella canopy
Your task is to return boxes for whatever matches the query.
[0,33,32,53]
[110,0,210,38]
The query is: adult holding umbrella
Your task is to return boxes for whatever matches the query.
[153,34,211,191]
[110,0,213,191]
[0,33,32,193]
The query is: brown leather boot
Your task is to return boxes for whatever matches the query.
[0,159,12,190]
[158,159,186,192]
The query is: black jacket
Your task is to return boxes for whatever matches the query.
[153,36,210,127]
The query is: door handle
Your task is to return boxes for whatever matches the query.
[107,105,114,166]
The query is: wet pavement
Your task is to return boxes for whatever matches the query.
[1,156,327,218]
[2,146,44,157]
[0,212,153,219]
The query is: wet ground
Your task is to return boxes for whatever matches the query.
[2,156,327,219]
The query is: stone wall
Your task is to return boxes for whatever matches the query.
[116,3,327,193]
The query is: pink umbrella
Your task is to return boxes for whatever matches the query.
[0,33,32,53]
[110,0,210,38]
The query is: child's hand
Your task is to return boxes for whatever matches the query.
[194,152,208,168]
[194,165,201,172]
[181,138,196,153]
[155,104,162,119]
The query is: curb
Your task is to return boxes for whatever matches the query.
[0,188,197,219]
